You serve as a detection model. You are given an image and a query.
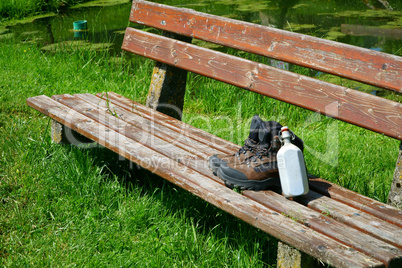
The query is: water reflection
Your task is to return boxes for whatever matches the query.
[3,2,132,54]
[2,0,401,55]
[263,0,301,29]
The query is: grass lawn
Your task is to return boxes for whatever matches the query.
[0,35,399,266]
[0,0,99,20]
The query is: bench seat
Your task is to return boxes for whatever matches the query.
[27,92,402,268]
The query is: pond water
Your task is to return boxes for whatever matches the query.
[2,0,401,55]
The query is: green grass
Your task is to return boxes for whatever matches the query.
[0,40,279,267]
[0,0,123,21]
[0,35,400,266]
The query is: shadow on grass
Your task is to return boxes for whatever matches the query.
[82,145,278,266]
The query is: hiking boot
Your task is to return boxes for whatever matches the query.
[208,117,304,177]
[208,114,263,174]
[217,121,304,190]
[218,134,282,190]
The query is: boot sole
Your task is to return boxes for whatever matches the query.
[208,158,219,175]
[217,168,280,191]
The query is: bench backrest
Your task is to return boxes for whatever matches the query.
[122,0,402,140]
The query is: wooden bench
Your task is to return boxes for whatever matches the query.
[27,1,402,267]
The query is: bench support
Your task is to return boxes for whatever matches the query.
[277,242,324,268]
[51,119,92,145]
[388,142,402,209]
[146,32,192,120]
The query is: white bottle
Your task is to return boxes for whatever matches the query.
[277,126,309,197]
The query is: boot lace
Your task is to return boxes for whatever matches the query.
[235,138,257,158]
[247,146,270,164]
[246,137,281,165]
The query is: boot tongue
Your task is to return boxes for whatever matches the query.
[248,114,263,141]
[266,121,283,137]
[259,121,283,146]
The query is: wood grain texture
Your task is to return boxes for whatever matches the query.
[25,2,402,265]
[122,27,402,140]
[244,191,402,265]
[296,191,402,248]
[75,93,221,158]
[26,94,387,268]
[129,0,401,92]
[309,177,402,228]
[94,92,239,154]
[51,94,212,165]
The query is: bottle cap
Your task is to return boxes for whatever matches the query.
[279,126,293,141]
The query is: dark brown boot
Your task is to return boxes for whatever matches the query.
[218,136,282,190]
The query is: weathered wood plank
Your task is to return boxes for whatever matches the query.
[50,94,212,165]
[309,177,402,228]
[95,92,239,153]
[97,93,402,227]
[181,156,402,266]
[72,93,225,159]
[55,94,226,183]
[296,191,402,248]
[26,94,384,268]
[122,27,402,140]
[57,94,237,186]
[244,190,402,266]
[243,191,402,267]
[130,0,402,92]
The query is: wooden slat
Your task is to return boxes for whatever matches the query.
[73,93,224,158]
[26,95,384,268]
[62,94,231,185]
[122,27,402,140]
[244,191,402,266]
[95,92,239,154]
[309,177,402,228]
[50,94,213,166]
[129,0,402,92]
[297,191,402,248]
[68,94,229,185]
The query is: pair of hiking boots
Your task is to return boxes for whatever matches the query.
[208,115,303,190]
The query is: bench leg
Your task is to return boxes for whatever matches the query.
[388,141,402,209]
[146,31,192,120]
[51,119,93,145]
[277,242,324,268]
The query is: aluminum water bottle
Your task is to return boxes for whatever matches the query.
[277,126,309,197]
